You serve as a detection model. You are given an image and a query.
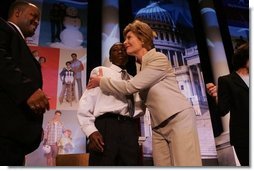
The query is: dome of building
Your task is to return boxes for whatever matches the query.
[135,2,175,27]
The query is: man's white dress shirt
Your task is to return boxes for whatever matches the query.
[77,64,144,137]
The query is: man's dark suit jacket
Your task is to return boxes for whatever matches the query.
[217,72,249,147]
[0,17,43,154]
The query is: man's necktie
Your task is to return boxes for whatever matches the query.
[121,70,135,117]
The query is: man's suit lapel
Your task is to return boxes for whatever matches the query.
[7,22,25,40]
[8,22,41,69]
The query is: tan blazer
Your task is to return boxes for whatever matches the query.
[100,49,192,128]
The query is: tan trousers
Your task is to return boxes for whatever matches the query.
[152,108,202,166]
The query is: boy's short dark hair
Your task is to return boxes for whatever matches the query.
[66,61,71,65]
[71,53,77,57]
[55,110,62,115]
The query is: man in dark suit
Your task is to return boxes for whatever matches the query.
[0,1,49,165]
[206,43,249,166]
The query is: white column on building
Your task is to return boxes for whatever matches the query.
[168,29,172,41]
[101,0,120,67]
[160,31,164,40]
[167,49,170,61]
[163,31,166,40]
[188,66,197,96]
[157,31,160,40]
[199,0,230,133]
[173,51,179,67]
[196,64,206,101]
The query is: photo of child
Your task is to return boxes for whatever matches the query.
[58,129,75,154]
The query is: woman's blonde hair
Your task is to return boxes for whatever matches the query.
[123,20,157,50]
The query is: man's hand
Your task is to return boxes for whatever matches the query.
[87,131,104,152]
[87,67,103,90]
[27,88,50,114]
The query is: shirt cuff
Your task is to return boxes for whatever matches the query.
[82,125,98,138]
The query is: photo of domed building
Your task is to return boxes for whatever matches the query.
[133,1,217,162]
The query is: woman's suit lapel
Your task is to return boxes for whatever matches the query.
[231,72,249,91]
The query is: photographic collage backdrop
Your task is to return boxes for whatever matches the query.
[25,0,88,166]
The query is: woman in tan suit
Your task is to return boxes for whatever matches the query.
[88,20,202,166]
